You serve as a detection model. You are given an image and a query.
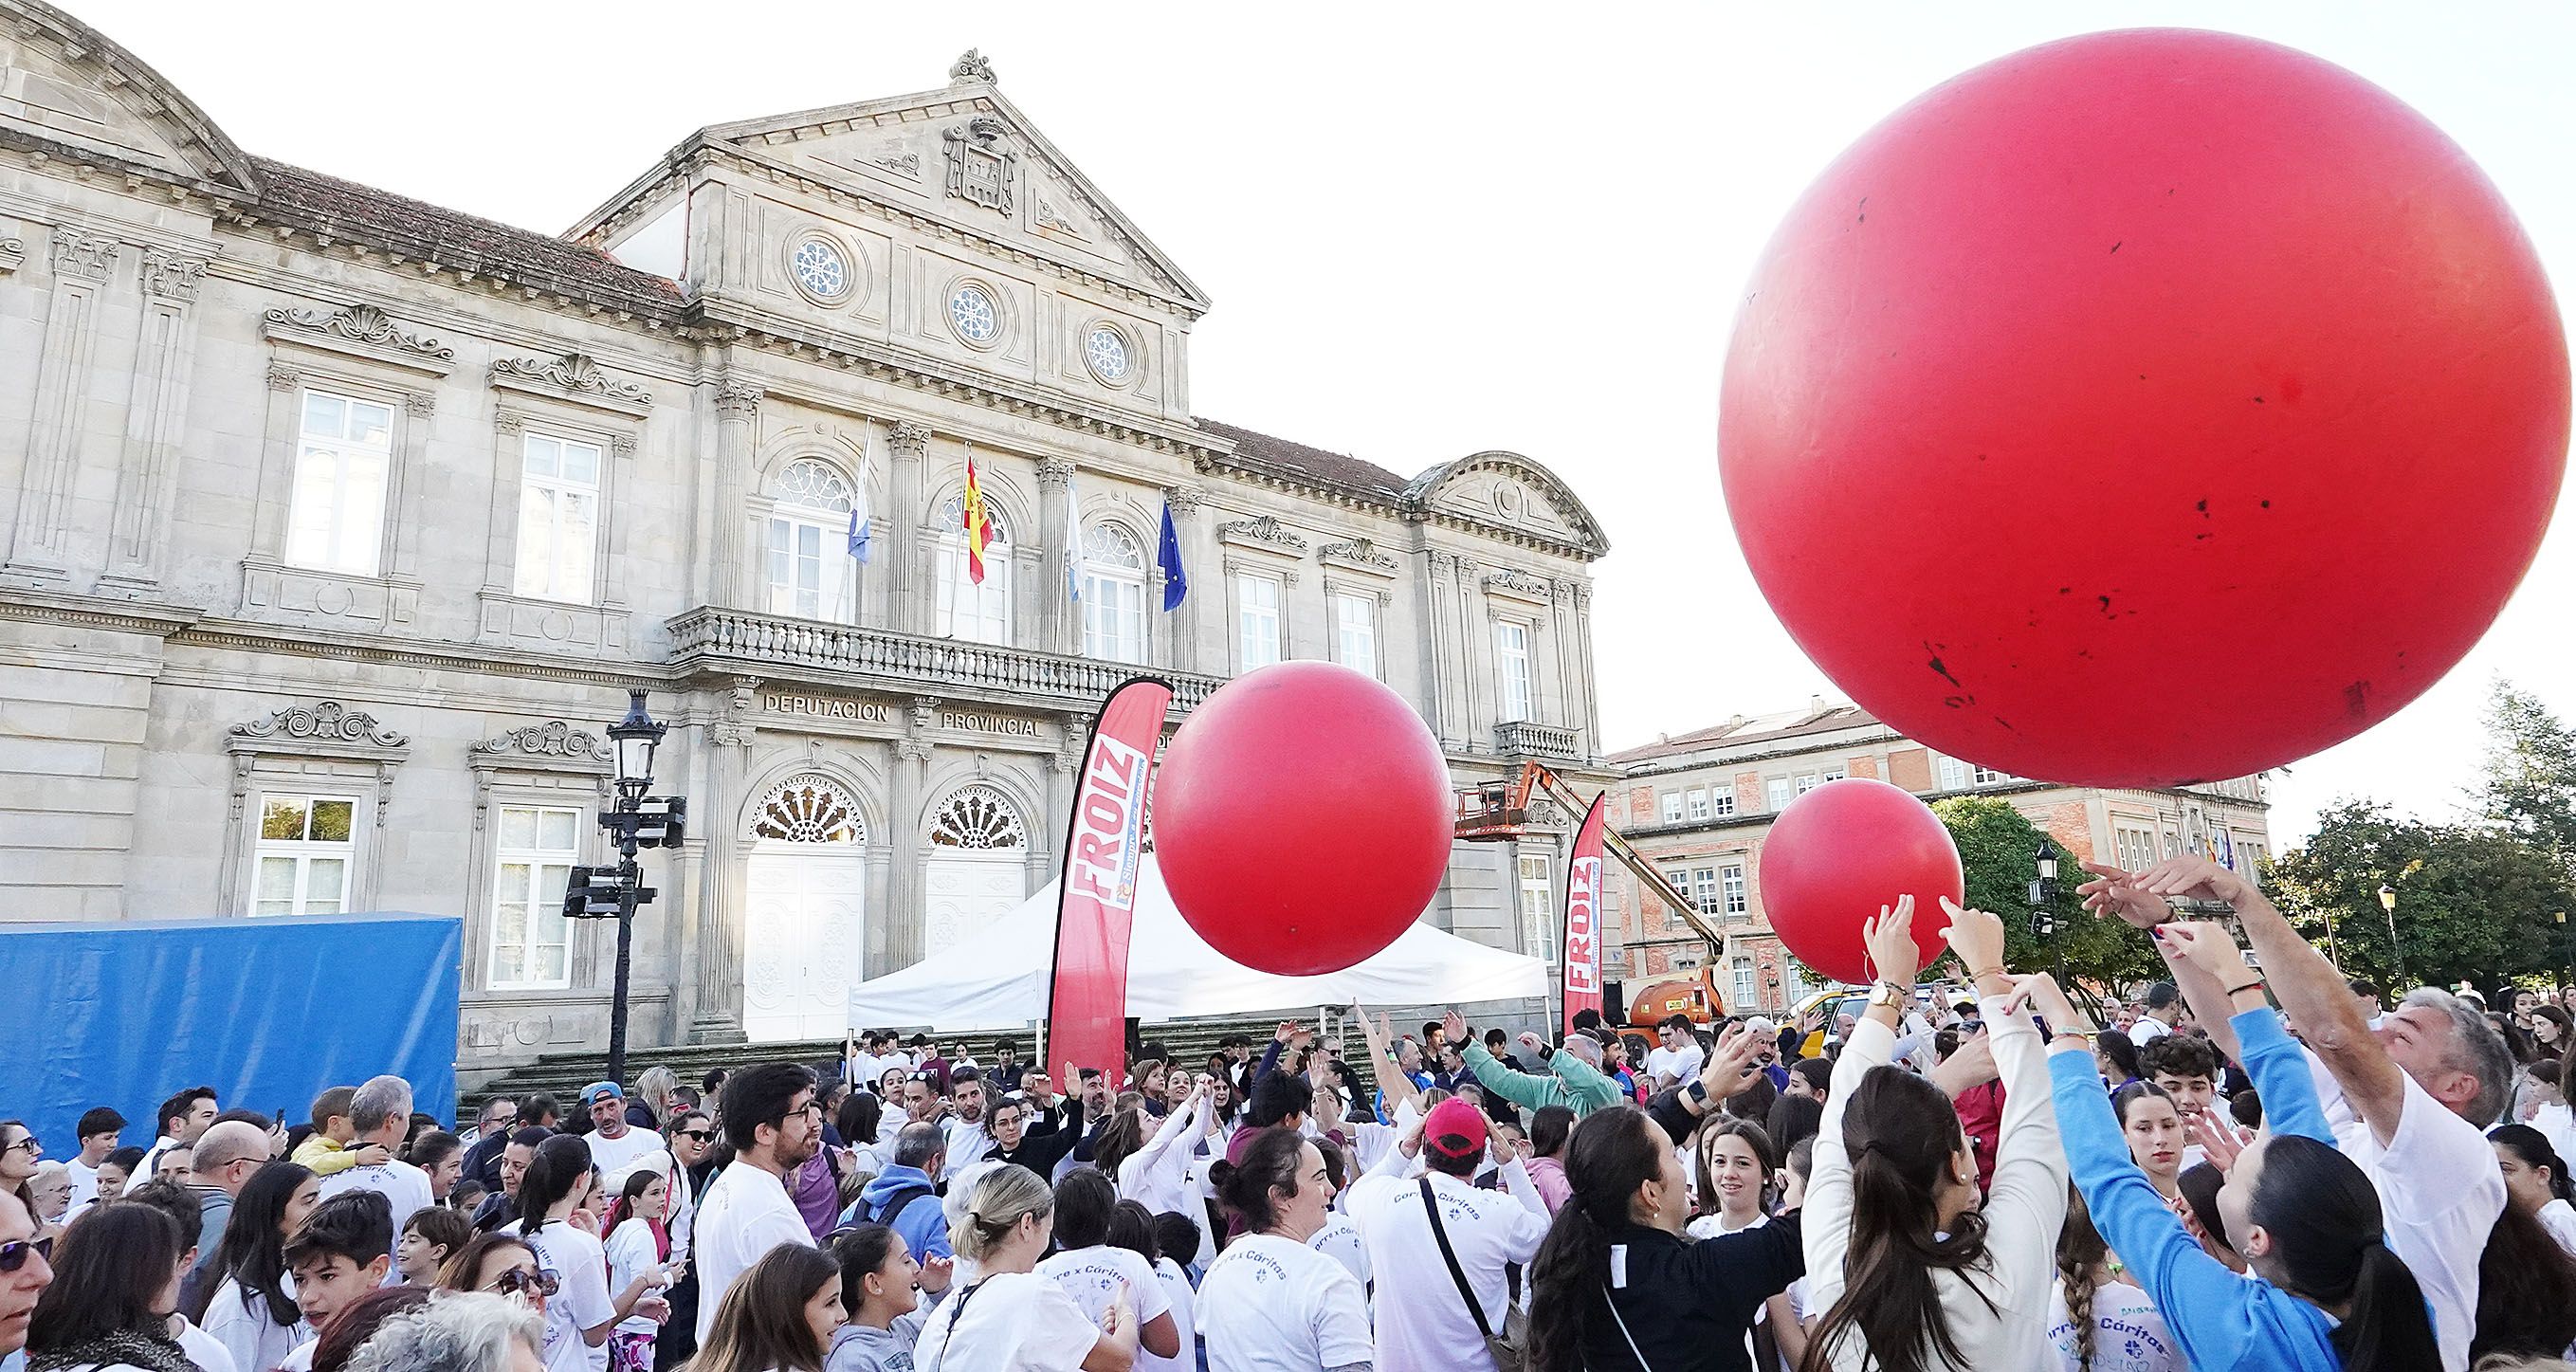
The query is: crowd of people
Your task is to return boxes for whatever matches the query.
[7,851,2576,1371]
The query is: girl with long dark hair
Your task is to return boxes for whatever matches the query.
[827,1223,942,1372]
[684,1244,841,1372]
[2472,1124,2576,1363]
[194,1161,320,1372]
[25,1201,194,1372]
[2113,1082,2187,1202]
[2492,1123,2576,1251]
[603,1169,674,1372]
[1688,1117,1778,1239]
[1802,899,2064,1372]
[2096,1032,2145,1090]
[2036,925,2442,1372]
[1525,1104,1800,1372]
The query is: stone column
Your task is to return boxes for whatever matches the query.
[1160,485,1202,671]
[689,683,756,1044]
[1423,551,1465,748]
[885,696,937,967]
[709,379,762,610]
[5,229,119,582]
[886,422,930,635]
[1037,458,1077,653]
[100,247,210,594]
[1573,584,1601,757]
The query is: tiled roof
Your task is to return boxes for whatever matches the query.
[250,157,687,316]
[1607,704,1886,764]
[1191,416,1413,504]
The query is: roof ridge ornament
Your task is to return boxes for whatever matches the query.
[949,49,996,85]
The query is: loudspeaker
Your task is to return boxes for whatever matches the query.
[1602,979,1628,1027]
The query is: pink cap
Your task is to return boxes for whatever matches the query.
[1423,1097,1489,1161]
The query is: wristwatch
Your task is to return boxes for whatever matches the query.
[1867,980,1909,1011]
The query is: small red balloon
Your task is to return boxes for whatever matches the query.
[1758,779,1963,987]
[1721,29,2568,787]
[1154,661,1453,977]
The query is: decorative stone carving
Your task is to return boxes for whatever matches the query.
[230,700,409,748]
[1217,514,1308,554]
[949,49,997,83]
[265,362,301,392]
[1484,568,1553,599]
[941,116,1016,215]
[909,696,940,733]
[1032,196,1085,239]
[1318,537,1397,571]
[489,351,653,411]
[494,412,525,435]
[49,229,118,282]
[887,421,932,456]
[139,246,209,302]
[401,391,436,417]
[896,739,934,762]
[1164,485,1203,518]
[0,236,23,274]
[472,720,610,763]
[262,303,454,363]
[1034,457,1076,488]
[610,434,638,458]
[715,379,763,419]
[870,152,922,178]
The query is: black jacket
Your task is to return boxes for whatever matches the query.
[1578,1215,1803,1372]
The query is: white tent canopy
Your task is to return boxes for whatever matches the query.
[847,852,1550,1032]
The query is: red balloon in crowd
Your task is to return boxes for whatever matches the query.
[1759,778,1963,986]
[1720,28,2568,788]
[1154,661,1454,977]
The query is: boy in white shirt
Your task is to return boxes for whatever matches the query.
[278,1193,393,1371]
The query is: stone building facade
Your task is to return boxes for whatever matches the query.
[0,12,1613,1070]
[1603,700,2275,1014]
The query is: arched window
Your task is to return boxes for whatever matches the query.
[935,494,1013,645]
[752,773,866,844]
[764,459,858,624]
[928,784,1029,850]
[1080,522,1148,664]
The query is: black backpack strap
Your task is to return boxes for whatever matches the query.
[870,1184,936,1228]
[1419,1177,1495,1340]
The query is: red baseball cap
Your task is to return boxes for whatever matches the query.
[1423,1098,1489,1161]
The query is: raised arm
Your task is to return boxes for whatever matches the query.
[2079,862,2241,1061]
[1358,1008,1416,1117]
[2157,924,2333,1144]
[1803,896,1921,1321]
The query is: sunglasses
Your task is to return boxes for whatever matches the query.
[673,1129,715,1143]
[0,1240,33,1274]
[4,1139,37,1156]
[487,1268,560,1298]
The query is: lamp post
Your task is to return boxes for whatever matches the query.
[2377,882,2405,986]
[564,690,687,1086]
[2028,835,2066,983]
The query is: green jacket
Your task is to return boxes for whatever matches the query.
[1464,1041,1625,1117]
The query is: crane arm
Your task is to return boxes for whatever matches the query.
[1513,762,1731,955]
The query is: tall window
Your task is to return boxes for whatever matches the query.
[1733,957,1758,1011]
[1662,868,1693,921]
[1937,755,1970,791]
[1690,867,1721,915]
[2238,840,2267,886]
[253,795,356,916]
[935,496,1013,644]
[1687,788,1711,820]
[514,432,602,603]
[1518,853,1555,964]
[1763,777,1791,812]
[1495,621,1533,722]
[1081,523,1148,664]
[1237,574,1282,668]
[1721,862,1748,918]
[1710,788,1737,817]
[490,805,580,989]
[1661,792,1684,824]
[2113,825,2159,872]
[284,391,393,575]
[1333,594,1378,677]
[765,458,857,623]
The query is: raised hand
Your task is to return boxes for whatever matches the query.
[1274,1020,1302,1044]
[2187,1108,2256,1175]
[920,1253,955,1293]
[1861,894,1924,986]
[1443,1010,1471,1045]
[2006,972,2090,1035]
[2132,855,2253,907]
[1518,1031,1546,1055]
[1938,897,2007,979]
[2158,921,2255,988]
[1698,1022,1764,1100]
[2077,862,2173,930]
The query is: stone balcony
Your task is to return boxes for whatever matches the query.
[1495,718,1581,761]
[667,606,1225,716]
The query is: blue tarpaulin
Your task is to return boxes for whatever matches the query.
[0,914,460,1146]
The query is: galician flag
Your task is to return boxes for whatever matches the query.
[961,448,996,584]
[1064,471,1087,601]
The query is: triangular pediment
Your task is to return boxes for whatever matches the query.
[697,76,1207,311]
[1409,452,1611,557]
[0,2,261,192]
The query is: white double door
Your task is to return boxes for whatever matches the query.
[742,842,868,1043]
[923,851,1024,958]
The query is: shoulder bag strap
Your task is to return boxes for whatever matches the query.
[1604,1289,1656,1372]
[1418,1177,1495,1340]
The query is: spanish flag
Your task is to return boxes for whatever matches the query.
[961,449,996,584]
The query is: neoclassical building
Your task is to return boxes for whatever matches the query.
[0,9,1613,1070]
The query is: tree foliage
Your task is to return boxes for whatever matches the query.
[1933,796,2162,994]
[2266,799,2576,992]
[2479,677,2576,859]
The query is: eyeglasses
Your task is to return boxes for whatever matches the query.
[487,1268,560,1298]
[673,1129,715,1143]
[4,1139,38,1156]
[0,1240,34,1273]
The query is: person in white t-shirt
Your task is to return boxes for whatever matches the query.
[2049,1184,2183,1372]
[275,1193,395,1371]
[1199,1127,1373,1372]
[1033,1172,1179,1366]
[315,1077,432,1248]
[1344,1097,1548,1372]
[61,1109,126,1214]
[2491,1125,2576,1255]
[914,1164,1139,1372]
[197,1162,321,1372]
[505,1136,673,1372]
[693,1064,823,1345]
[576,1086,662,1181]
[601,1169,679,1372]
[2128,983,2181,1047]
[1643,1015,1708,1090]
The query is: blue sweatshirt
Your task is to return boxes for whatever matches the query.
[2050,1008,2341,1372]
[845,1163,951,1264]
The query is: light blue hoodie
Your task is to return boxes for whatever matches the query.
[845,1163,951,1264]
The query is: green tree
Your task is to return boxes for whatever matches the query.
[2479,678,2576,858]
[1933,796,2161,995]
[2267,799,2575,992]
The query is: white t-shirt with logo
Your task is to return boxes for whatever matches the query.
[2049,1277,2183,1372]
[318,1158,433,1244]
[511,1220,613,1372]
[1306,1211,1370,1294]
[1033,1244,1171,1341]
[1196,1233,1375,1372]
[1344,1168,1550,1372]
[1143,1256,1194,1372]
[914,1271,1105,1372]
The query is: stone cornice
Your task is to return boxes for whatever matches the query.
[471,720,613,773]
[0,587,203,635]
[170,616,667,691]
[262,302,457,376]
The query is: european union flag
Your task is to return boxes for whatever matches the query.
[1158,501,1187,611]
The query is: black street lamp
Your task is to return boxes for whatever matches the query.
[2029,835,2065,983]
[2377,882,2405,985]
[564,690,686,1086]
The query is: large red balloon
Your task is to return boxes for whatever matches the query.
[1758,779,1963,987]
[1154,661,1453,976]
[1721,29,2568,787]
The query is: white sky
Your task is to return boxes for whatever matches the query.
[79,0,2573,846]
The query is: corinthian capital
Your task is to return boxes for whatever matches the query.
[715,378,763,419]
[1036,457,1077,488]
[888,420,933,456]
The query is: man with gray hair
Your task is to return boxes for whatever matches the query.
[318,1074,431,1240]
[1452,1010,1624,1118]
[182,1120,275,1303]
[344,1290,543,1372]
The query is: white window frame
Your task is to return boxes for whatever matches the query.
[764,459,858,625]
[1494,620,1534,723]
[1972,764,2010,785]
[1733,957,1758,1011]
[1660,791,1684,824]
[1237,573,1283,669]
[1081,523,1149,665]
[1690,866,1721,915]
[1937,754,1971,792]
[1795,772,1822,796]
[1823,765,1848,783]
[1518,853,1555,965]
[1687,788,1711,821]
[1764,777,1792,812]
[935,497,1014,645]
[1721,862,1748,919]
[2113,825,2158,872]
[284,389,395,576]
[1332,593,1378,677]
[512,430,603,604]
[251,793,358,917]
[1710,788,1737,818]
[487,804,582,991]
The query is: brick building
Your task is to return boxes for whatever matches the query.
[1603,698,2275,1015]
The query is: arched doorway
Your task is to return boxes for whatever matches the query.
[922,783,1029,956]
[742,772,868,1042]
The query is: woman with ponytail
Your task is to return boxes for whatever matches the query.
[2491,1124,2576,1252]
[912,1164,1138,1372]
[2036,924,2441,1372]
[1801,898,2065,1372]
[2051,1184,2182,1372]
[1526,1105,1800,1372]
